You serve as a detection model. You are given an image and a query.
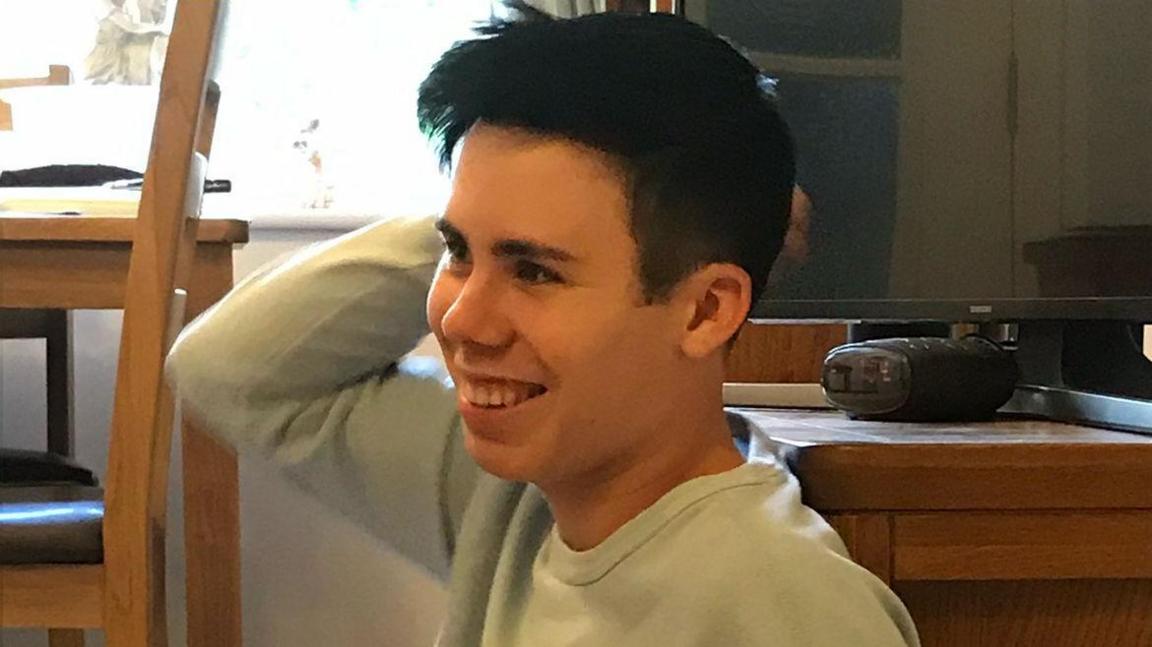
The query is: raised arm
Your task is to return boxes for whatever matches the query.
[166,215,478,579]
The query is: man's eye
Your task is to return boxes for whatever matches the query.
[514,260,562,285]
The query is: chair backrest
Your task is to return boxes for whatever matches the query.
[0,65,72,90]
[100,0,225,642]
[0,65,71,130]
[0,65,77,445]
[0,309,74,455]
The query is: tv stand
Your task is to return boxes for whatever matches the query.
[1005,321,1152,435]
[734,408,1152,647]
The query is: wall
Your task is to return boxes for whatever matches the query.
[0,225,447,647]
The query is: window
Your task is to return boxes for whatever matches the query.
[1,0,496,220]
[210,0,495,216]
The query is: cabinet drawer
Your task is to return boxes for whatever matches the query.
[893,512,1152,581]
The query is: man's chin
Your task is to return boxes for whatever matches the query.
[463,429,543,483]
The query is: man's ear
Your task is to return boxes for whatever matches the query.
[675,263,752,359]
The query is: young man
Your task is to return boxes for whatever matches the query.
[167,5,919,645]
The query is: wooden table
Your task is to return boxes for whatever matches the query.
[734,408,1152,647]
[1,215,247,647]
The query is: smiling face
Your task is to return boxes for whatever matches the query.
[427,125,693,487]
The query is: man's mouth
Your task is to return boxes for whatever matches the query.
[458,379,548,409]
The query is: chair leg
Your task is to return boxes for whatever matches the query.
[44,309,76,456]
[48,628,85,647]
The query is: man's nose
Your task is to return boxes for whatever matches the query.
[439,274,513,349]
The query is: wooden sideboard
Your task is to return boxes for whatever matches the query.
[726,323,846,383]
[734,408,1152,647]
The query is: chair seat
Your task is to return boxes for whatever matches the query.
[0,485,104,564]
[0,448,98,486]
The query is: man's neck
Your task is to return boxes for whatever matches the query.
[539,413,746,552]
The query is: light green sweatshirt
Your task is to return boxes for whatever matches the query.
[166,215,919,647]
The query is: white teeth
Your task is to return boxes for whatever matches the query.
[460,380,545,408]
[487,387,501,406]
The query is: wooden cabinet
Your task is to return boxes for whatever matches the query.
[735,408,1152,646]
[725,323,845,383]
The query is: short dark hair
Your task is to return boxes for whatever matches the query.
[417,1,794,308]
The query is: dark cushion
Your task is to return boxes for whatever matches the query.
[0,448,98,486]
[0,485,104,564]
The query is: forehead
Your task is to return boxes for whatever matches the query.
[443,125,634,261]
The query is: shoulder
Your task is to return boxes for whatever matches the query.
[666,459,850,572]
[661,463,919,645]
[673,460,868,589]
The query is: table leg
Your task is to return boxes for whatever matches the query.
[183,421,241,647]
[182,246,241,647]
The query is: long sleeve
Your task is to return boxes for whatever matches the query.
[166,215,479,580]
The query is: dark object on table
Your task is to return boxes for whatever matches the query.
[822,335,1019,422]
[104,177,232,193]
[0,164,142,187]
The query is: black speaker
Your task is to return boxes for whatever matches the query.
[821,336,1019,422]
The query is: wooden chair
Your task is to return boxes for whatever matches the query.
[0,65,71,90]
[0,310,75,456]
[0,1,225,645]
[0,65,76,462]
[0,65,71,131]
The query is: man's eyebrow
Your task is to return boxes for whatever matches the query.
[492,239,577,264]
[435,217,578,263]
[434,217,462,239]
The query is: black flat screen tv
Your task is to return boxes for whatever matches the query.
[680,0,1152,324]
[680,0,1152,431]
